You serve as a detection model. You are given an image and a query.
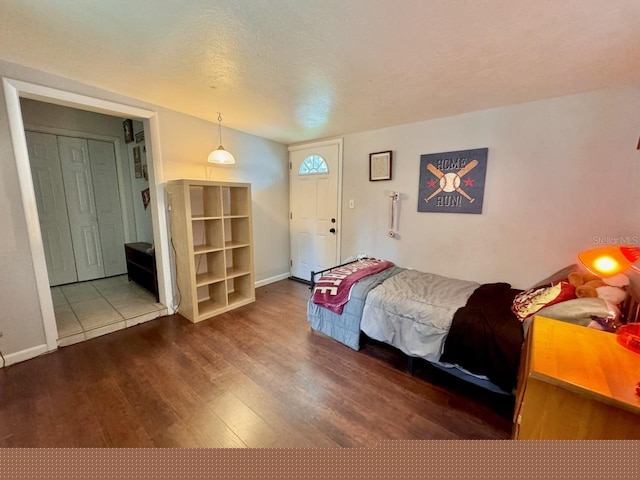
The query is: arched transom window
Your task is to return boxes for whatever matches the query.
[299,155,328,175]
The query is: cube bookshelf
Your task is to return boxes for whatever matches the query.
[166,180,255,322]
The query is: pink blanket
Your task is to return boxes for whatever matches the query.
[312,259,394,314]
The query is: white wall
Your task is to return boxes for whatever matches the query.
[341,85,640,289]
[127,120,154,243]
[157,107,290,281]
[0,58,289,361]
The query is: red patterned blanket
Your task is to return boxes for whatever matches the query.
[312,259,394,314]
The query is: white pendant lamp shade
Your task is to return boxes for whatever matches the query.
[208,113,236,165]
[208,146,235,164]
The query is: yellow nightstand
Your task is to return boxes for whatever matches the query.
[513,316,640,439]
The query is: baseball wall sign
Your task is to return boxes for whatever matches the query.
[418,148,488,214]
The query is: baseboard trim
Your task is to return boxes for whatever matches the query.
[255,272,291,288]
[2,343,50,368]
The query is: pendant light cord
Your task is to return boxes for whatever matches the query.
[207,112,235,164]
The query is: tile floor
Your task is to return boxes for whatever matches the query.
[52,275,168,347]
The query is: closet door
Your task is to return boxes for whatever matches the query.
[58,136,105,282]
[88,140,127,277]
[26,131,78,286]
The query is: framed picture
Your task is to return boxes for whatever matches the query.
[141,188,150,210]
[135,131,145,143]
[133,146,142,178]
[417,147,488,214]
[143,164,148,181]
[123,119,134,143]
[369,150,393,181]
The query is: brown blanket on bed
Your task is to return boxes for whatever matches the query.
[439,282,524,393]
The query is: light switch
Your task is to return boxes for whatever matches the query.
[349,199,355,209]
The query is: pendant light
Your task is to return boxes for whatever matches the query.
[208,112,235,165]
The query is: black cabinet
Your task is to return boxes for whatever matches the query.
[124,242,159,302]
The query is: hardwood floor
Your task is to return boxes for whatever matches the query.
[0,279,514,447]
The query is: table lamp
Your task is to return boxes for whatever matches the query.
[579,245,640,355]
[577,246,640,277]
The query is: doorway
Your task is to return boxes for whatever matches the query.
[26,130,127,286]
[288,139,343,282]
[3,77,172,354]
[22,101,166,346]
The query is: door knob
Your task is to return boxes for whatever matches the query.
[329,228,336,233]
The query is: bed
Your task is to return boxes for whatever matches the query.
[307,258,631,395]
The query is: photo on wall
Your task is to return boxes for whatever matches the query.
[417,148,488,214]
[123,119,134,143]
[134,146,142,178]
[141,188,150,210]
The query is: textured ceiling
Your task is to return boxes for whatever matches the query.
[1,0,639,144]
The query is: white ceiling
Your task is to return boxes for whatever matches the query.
[1,0,639,144]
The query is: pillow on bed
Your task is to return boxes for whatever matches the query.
[521,297,620,336]
[511,281,576,321]
[530,297,620,327]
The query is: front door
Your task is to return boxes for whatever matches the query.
[289,142,340,281]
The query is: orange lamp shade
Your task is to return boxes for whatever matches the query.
[578,246,640,277]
